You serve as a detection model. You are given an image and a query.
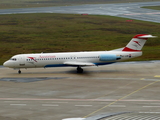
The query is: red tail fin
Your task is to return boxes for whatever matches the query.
[122,34,156,52]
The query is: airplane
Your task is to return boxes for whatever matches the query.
[3,34,157,74]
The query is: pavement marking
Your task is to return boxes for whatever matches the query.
[4,101,20,103]
[139,112,160,114]
[0,98,160,102]
[155,75,160,77]
[49,102,68,103]
[83,79,160,118]
[62,118,85,120]
[10,104,26,106]
[143,106,160,108]
[75,105,92,107]
[109,105,126,107]
[42,104,59,106]
[69,77,159,81]
[140,78,145,80]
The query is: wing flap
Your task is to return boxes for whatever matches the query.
[64,61,95,66]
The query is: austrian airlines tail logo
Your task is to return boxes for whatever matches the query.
[28,57,37,62]
[133,41,141,46]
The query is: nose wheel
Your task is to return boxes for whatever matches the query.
[18,70,21,74]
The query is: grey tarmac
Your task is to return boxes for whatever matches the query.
[0,61,160,120]
[0,2,160,23]
[0,2,160,119]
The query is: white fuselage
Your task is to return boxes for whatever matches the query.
[3,34,156,73]
[3,51,142,69]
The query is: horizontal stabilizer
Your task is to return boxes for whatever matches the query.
[137,35,157,39]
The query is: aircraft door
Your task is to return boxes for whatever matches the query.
[19,56,26,67]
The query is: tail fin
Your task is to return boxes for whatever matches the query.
[122,34,156,52]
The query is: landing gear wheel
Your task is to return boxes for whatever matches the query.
[77,67,83,73]
[18,70,21,74]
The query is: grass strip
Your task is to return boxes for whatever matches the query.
[142,6,160,10]
[0,13,159,64]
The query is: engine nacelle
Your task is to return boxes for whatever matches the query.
[99,54,121,61]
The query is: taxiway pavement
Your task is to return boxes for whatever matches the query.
[0,2,160,23]
[0,61,160,120]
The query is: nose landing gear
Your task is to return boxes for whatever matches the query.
[18,70,21,74]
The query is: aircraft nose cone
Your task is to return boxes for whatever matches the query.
[3,61,8,67]
[3,61,12,67]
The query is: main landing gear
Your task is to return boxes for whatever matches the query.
[77,66,83,73]
[18,70,21,74]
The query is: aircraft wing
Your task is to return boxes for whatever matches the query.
[64,61,95,66]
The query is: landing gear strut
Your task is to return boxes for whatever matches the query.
[18,70,21,74]
[77,66,83,73]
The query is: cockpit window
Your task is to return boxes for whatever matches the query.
[10,58,17,61]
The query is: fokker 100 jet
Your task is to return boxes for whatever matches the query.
[3,34,156,74]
